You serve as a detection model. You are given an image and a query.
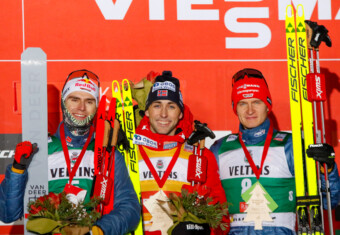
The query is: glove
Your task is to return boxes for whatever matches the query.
[117,125,130,151]
[306,143,335,169]
[305,20,332,48]
[12,141,39,171]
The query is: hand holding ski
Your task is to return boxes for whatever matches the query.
[12,141,39,171]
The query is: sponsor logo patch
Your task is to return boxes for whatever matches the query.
[152,81,176,92]
[156,160,164,169]
[243,93,254,98]
[273,133,286,141]
[184,143,194,152]
[254,129,265,137]
[66,136,72,143]
[239,202,248,212]
[133,134,158,148]
[164,142,178,149]
[226,135,237,142]
[237,84,260,90]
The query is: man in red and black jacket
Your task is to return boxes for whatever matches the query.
[133,71,229,234]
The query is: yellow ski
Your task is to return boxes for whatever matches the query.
[122,79,143,235]
[286,5,309,235]
[112,80,129,169]
[296,5,323,235]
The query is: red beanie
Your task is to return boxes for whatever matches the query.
[231,75,272,114]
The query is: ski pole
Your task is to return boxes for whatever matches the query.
[187,121,215,186]
[101,120,112,174]
[106,119,120,177]
[305,20,333,235]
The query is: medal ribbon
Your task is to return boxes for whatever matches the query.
[139,144,182,189]
[238,125,273,180]
[60,122,94,185]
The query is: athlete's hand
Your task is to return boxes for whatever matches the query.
[12,141,39,171]
[307,143,335,169]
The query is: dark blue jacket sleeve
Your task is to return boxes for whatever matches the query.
[320,164,340,209]
[95,150,140,234]
[0,165,27,223]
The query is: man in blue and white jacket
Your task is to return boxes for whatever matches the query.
[0,70,140,235]
[210,68,340,235]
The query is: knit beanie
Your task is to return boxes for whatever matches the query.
[145,71,184,112]
[232,75,272,114]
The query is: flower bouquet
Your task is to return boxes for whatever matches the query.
[166,184,229,235]
[27,192,101,235]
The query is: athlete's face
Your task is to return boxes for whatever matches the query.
[145,100,183,136]
[236,98,268,129]
[64,91,97,121]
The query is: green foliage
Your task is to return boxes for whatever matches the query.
[170,188,229,230]
[27,192,102,228]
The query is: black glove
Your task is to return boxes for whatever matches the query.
[305,20,332,48]
[187,120,215,145]
[306,143,335,168]
[12,141,39,170]
[117,127,129,151]
[171,222,210,235]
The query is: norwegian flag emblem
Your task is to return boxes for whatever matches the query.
[157,90,168,97]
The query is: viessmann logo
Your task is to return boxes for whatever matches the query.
[94,0,338,49]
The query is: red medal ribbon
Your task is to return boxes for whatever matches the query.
[238,125,273,180]
[139,144,182,189]
[60,122,94,186]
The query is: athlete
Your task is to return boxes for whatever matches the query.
[210,68,340,234]
[0,70,140,235]
[133,71,229,234]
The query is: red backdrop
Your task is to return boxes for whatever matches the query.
[0,0,339,233]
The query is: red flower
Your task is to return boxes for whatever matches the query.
[29,205,43,215]
[48,192,61,209]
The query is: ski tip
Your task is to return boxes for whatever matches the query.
[21,47,47,62]
[122,79,131,92]
[112,80,121,94]
[286,5,294,18]
[296,4,305,18]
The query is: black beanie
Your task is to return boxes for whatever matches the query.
[145,71,184,112]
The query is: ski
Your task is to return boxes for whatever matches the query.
[285,4,323,235]
[94,95,107,176]
[102,98,117,215]
[21,48,48,235]
[112,81,128,169]
[121,79,143,235]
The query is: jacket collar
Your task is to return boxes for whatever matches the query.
[55,122,94,148]
[239,118,270,145]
